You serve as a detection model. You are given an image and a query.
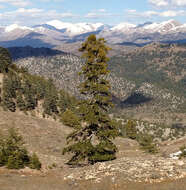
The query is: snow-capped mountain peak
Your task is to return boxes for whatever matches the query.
[5,24,33,32]
[46,20,105,36]
[1,19,186,48]
[46,20,72,30]
[143,19,181,33]
[143,22,159,30]
[111,23,136,31]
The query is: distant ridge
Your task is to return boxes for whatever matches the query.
[0,19,186,49]
[8,46,66,60]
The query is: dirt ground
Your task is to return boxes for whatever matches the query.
[1,110,186,190]
[1,169,186,190]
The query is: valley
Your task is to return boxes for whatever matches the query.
[0,27,186,189]
[12,44,186,125]
[1,0,186,187]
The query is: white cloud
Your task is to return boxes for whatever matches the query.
[16,8,43,13]
[85,10,119,19]
[149,0,186,7]
[0,8,77,26]
[149,0,169,7]
[159,10,185,16]
[98,9,106,13]
[0,0,31,7]
[0,5,5,9]
[172,0,186,6]
[126,9,185,18]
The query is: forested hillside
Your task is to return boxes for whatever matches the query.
[0,47,76,119]
[110,43,186,97]
[14,43,186,120]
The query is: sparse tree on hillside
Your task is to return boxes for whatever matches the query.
[43,79,58,115]
[63,34,119,165]
[0,47,12,73]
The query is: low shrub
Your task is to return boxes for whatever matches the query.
[179,145,186,159]
[137,133,158,154]
[125,120,137,140]
[61,109,80,128]
[29,153,41,170]
[0,128,41,170]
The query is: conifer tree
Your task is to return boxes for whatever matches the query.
[125,120,137,140]
[43,79,58,115]
[16,92,26,111]
[0,47,12,73]
[63,34,119,165]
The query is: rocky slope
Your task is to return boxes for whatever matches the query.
[14,44,186,119]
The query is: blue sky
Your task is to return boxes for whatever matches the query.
[0,0,186,26]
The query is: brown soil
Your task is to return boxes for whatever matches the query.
[1,110,186,189]
[1,169,186,190]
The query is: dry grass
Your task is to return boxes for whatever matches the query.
[1,170,186,190]
[0,110,186,190]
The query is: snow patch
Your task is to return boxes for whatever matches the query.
[111,23,136,31]
[5,24,33,32]
[170,151,184,160]
[46,20,105,36]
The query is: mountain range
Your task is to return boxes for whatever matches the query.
[1,20,186,50]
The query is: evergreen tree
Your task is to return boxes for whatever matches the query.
[0,128,41,169]
[61,109,81,128]
[0,47,12,73]
[29,153,41,170]
[23,79,37,110]
[2,76,16,112]
[125,120,137,140]
[63,34,119,165]
[58,90,74,113]
[137,133,158,154]
[0,128,30,169]
[16,92,26,111]
[43,79,58,115]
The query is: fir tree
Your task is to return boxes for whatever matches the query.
[58,90,75,113]
[61,109,81,128]
[43,79,58,115]
[2,76,16,112]
[0,128,41,169]
[29,153,41,170]
[125,120,137,140]
[23,79,37,110]
[16,92,26,111]
[63,34,119,165]
[137,133,158,154]
[0,47,12,73]
[0,128,30,169]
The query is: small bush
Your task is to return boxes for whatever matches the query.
[29,153,41,170]
[0,128,41,170]
[61,109,80,128]
[179,145,186,159]
[137,133,158,154]
[125,120,137,139]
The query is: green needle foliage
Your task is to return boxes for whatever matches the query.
[61,109,81,128]
[0,46,77,117]
[125,120,137,140]
[0,128,41,170]
[63,34,119,165]
[179,145,186,159]
[29,153,42,170]
[137,133,158,154]
[0,47,12,73]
